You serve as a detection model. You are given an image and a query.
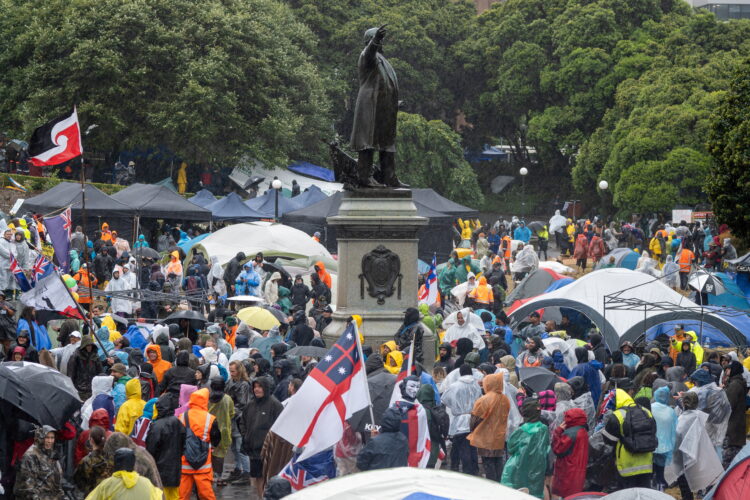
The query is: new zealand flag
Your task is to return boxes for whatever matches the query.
[279,449,337,491]
[10,254,31,292]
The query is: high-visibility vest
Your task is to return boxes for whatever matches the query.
[612,407,654,477]
[501,236,512,258]
[469,284,493,305]
[677,249,694,272]
[179,409,215,474]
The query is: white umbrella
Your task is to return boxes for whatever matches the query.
[442,308,485,331]
[688,271,726,296]
[603,488,674,500]
[227,295,265,304]
[287,468,536,500]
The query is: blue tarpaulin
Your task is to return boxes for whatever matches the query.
[464,145,509,162]
[287,162,335,182]
[708,272,750,310]
[189,189,218,208]
[177,232,209,254]
[206,192,265,221]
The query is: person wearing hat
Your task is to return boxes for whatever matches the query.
[519,311,545,339]
[517,335,545,368]
[110,362,132,411]
[49,330,81,375]
[85,447,162,499]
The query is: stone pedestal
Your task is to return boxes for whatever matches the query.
[323,189,434,366]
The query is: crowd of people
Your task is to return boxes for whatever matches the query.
[0,200,748,500]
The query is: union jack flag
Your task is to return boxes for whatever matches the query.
[279,449,336,491]
[10,254,31,292]
[60,207,72,238]
[31,255,54,285]
[270,322,370,461]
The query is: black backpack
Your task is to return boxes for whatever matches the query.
[430,404,450,441]
[183,411,210,470]
[620,405,657,454]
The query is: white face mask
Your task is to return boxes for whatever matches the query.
[404,380,420,399]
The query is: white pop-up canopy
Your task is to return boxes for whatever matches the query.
[186,221,332,267]
[508,268,747,347]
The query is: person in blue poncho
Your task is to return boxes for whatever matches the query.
[95,326,115,361]
[513,221,532,244]
[133,234,150,249]
[235,263,260,297]
[651,386,677,490]
[17,306,50,351]
[569,347,603,405]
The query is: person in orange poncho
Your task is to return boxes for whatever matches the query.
[165,251,182,278]
[468,276,493,309]
[468,372,510,481]
[101,223,112,242]
[145,344,172,383]
[74,265,98,305]
[314,261,332,289]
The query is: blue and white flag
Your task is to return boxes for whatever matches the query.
[279,449,336,491]
[418,253,438,306]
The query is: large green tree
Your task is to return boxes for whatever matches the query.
[396,112,484,208]
[0,0,332,166]
[707,58,750,242]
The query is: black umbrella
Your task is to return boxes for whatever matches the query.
[527,221,546,233]
[688,272,727,296]
[286,345,329,358]
[160,309,208,324]
[262,305,288,324]
[133,247,161,260]
[0,364,38,421]
[248,175,265,188]
[519,366,562,394]
[2,362,82,428]
[263,261,292,288]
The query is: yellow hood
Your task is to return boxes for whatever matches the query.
[113,470,139,489]
[615,388,635,409]
[125,378,142,400]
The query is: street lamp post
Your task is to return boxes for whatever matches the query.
[272,179,282,221]
[599,180,609,221]
[519,167,528,219]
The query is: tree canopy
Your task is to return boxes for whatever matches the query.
[707,58,750,242]
[396,112,484,207]
[0,0,332,166]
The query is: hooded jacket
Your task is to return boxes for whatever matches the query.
[223,252,246,286]
[352,354,396,432]
[724,361,748,447]
[290,311,314,346]
[468,373,510,450]
[551,408,589,497]
[442,373,482,435]
[115,379,146,435]
[159,350,197,398]
[290,277,311,308]
[501,412,551,498]
[68,335,104,399]
[569,347,603,405]
[144,344,171,383]
[74,408,112,465]
[356,406,408,471]
[14,426,64,500]
[241,377,283,458]
[315,261,332,289]
[145,394,186,487]
[153,327,175,363]
[178,388,220,473]
[435,342,455,372]
[394,307,424,363]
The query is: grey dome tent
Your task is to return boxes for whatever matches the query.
[206,192,265,221]
[189,189,218,208]
[110,183,211,220]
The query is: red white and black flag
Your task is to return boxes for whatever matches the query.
[28,107,83,166]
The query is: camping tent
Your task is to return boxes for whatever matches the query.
[110,183,211,220]
[507,268,748,348]
[177,232,210,254]
[287,468,535,500]
[185,221,332,267]
[282,189,469,261]
[708,273,750,310]
[20,182,136,239]
[704,442,750,500]
[644,309,750,347]
[595,248,640,270]
[245,190,303,218]
[505,268,568,306]
[188,189,218,208]
[235,160,343,195]
[154,177,178,192]
[20,182,134,218]
[206,192,265,221]
[291,185,329,209]
[411,188,479,218]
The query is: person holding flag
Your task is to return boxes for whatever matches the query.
[418,254,440,307]
[392,375,431,468]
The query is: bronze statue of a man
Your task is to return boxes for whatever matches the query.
[350,25,407,188]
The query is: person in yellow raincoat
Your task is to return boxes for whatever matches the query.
[114,379,146,435]
[85,448,162,500]
[176,162,188,194]
[384,350,404,375]
[458,219,473,240]
[669,329,704,365]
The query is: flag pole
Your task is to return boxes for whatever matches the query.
[56,269,107,355]
[407,333,415,375]
[352,319,376,431]
[78,113,94,323]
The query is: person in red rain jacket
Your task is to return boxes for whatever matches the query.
[588,234,606,264]
[74,409,112,465]
[551,407,589,498]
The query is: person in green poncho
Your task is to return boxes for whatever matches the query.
[501,397,551,498]
[276,286,293,315]
[454,255,480,284]
[208,377,235,486]
[438,255,459,302]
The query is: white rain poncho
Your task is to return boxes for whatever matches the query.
[209,255,227,296]
[690,382,731,448]
[442,308,485,350]
[661,255,680,288]
[105,273,134,315]
[665,409,724,492]
[549,210,567,234]
[637,257,661,278]
[81,375,114,430]
[441,374,483,435]
[512,245,539,273]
